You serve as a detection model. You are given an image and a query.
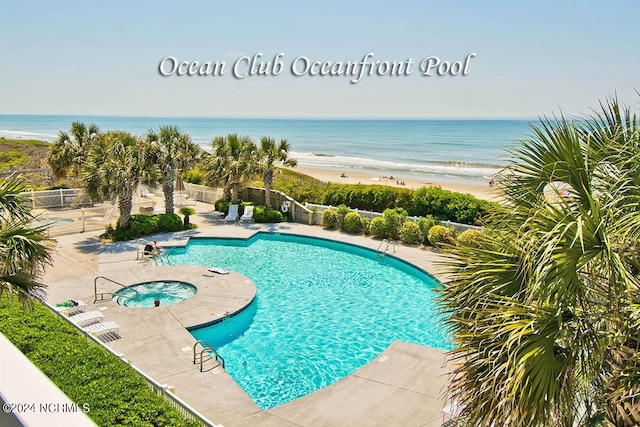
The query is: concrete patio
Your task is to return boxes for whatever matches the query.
[42,214,454,427]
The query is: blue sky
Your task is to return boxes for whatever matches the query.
[2,1,638,118]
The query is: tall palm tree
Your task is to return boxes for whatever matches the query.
[83,131,158,229]
[146,126,201,214]
[47,122,100,180]
[439,97,640,426]
[205,134,256,204]
[0,175,54,307]
[257,136,297,208]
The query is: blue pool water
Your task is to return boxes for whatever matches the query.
[168,233,449,409]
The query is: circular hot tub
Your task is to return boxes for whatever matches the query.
[112,280,197,308]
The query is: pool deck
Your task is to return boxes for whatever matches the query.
[43,221,454,427]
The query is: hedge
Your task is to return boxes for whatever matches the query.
[103,213,185,241]
[0,294,200,427]
[317,184,495,225]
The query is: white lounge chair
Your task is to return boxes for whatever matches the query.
[240,205,254,222]
[68,311,105,327]
[225,204,239,222]
[82,321,121,336]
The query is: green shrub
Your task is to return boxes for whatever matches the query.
[321,184,414,213]
[382,207,408,240]
[343,211,363,234]
[457,229,484,247]
[427,225,452,247]
[0,294,200,427]
[411,186,495,225]
[156,213,183,231]
[335,204,351,230]
[369,217,388,239]
[417,215,436,245]
[253,205,285,223]
[361,217,371,235]
[322,209,339,229]
[400,220,422,244]
[215,200,230,214]
[105,213,185,241]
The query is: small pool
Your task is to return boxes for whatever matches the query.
[36,217,75,228]
[169,233,450,409]
[112,280,197,308]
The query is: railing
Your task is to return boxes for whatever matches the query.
[377,239,396,256]
[193,340,225,371]
[44,301,219,427]
[94,275,137,304]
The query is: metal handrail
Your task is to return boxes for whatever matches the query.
[376,239,396,256]
[94,275,138,303]
[193,340,225,371]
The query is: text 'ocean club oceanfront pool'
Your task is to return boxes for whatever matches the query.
[167,233,449,410]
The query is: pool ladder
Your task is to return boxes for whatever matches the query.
[193,340,225,371]
[377,239,396,257]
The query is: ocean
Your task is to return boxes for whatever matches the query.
[0,115,535,185]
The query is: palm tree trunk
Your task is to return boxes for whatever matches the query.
[231,183,238,203]
[264,169,273,208]
[117,185,135,228]
[163,169,175,214]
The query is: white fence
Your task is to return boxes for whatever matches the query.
[183,183,224,205]
[21,188,93,209]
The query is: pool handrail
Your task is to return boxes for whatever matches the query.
[94,275,139,304]
[193,340,225,371]
[376,239,396,256]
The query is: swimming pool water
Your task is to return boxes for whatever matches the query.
[168,233,449,409]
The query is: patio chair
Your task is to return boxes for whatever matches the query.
[240,205,254,222]
[67,310,105,327]
[82,321,121,336]
[225,204,239,222]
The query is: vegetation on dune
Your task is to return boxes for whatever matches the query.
[0,138,53,188]
[439,97,640,426]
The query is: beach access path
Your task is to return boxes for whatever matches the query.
[43,215,454,427]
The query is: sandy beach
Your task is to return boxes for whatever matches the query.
[290,166,499,201]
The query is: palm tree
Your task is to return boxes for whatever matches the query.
[47,122,100,181]
[146,126,201,214]
[257,136,297,208]
[82,131,158,229]
[439,97,640,426]
[205,134,256,204]
[0,175,54,307]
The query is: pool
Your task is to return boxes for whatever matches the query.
[36,217,75,228]
[112,280,197,308]
[168,233,449,409]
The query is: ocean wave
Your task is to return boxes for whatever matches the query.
[291,151,503,179]
[0,129,57,141]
